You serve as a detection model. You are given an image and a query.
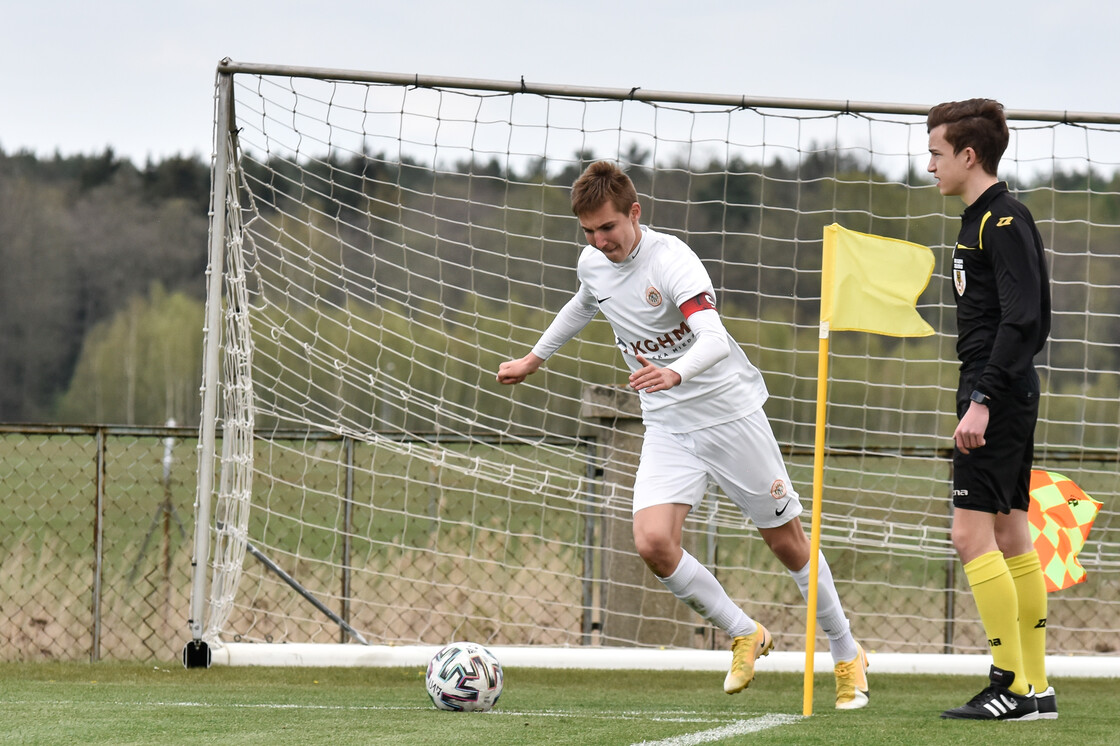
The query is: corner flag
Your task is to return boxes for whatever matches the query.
[804,224,937,716]
[821,223,936,337]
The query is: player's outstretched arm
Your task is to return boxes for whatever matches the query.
[497,353,545,385]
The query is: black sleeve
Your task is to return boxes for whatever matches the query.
[975,212,1044,398]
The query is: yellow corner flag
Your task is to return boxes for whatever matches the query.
[821,223,935,337]
[804,224,936,716]
[1029,470,1103,592]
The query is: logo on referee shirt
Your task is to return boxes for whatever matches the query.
[645,286,663,307]
[953,257,966,296]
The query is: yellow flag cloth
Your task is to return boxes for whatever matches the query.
[821,223,935,337]
[1029,470,1103,592]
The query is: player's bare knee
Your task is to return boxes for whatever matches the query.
[633,530,679,576]
[633,532,669,563]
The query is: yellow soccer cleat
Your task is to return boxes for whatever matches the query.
[834,643,870,710]
[724,622,774,694]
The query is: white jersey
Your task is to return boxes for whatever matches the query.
[532,225,768,433]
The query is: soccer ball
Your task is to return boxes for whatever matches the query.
[425,641,504,712]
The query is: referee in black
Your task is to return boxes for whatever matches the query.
[926,99,1054,721]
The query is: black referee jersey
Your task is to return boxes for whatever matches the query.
[951,181,1051,399]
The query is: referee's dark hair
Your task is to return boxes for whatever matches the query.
[927,99,1009,177]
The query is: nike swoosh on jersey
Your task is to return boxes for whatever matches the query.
[596,296,611,304]
[775,501,790,516]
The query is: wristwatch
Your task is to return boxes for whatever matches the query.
[970,390,991,406]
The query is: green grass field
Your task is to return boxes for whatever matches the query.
[3,662,1116,745]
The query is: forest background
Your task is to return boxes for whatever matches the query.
[2,145,1117,431]
[0,149,209,424]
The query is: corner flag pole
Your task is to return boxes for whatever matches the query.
[803,224,935,715]
[803,320,831,716]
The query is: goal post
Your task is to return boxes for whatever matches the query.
[187,58,1120,670]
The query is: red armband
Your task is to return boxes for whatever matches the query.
[679,292,717,319]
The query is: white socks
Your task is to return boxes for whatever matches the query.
[658,548,859,662]
[658,549,756,638]
[789,550,858,662]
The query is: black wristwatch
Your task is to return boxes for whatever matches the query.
[970,390,991,406]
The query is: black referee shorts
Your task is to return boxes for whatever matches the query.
[951,368,1040,514]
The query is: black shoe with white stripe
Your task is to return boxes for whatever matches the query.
[940,666,1039,721]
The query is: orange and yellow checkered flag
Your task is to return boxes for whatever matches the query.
[1029,470,1103,592]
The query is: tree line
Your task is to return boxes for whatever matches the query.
[0,148,210,423]
[1,144,1117,431]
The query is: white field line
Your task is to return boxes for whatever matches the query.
[5,698,792,729]
[10,698,802,744]
[630,713,803,746]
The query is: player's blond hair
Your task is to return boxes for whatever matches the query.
[570,161,638,217]
[927,98,1009,177]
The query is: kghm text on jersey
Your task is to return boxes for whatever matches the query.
[617,320,694,357]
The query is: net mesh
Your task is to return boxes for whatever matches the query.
[198,68,1120,656]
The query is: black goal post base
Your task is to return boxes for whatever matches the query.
[183,639,213,669]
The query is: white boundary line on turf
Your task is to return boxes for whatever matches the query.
[3,698,757,725]
[630,713,802,746]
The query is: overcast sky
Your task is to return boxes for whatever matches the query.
[4,0,1118,164]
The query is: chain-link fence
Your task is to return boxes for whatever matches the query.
[1,425,196,662]
[3,424,1117,663]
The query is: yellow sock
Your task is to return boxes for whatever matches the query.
[1007,550,1048,692]
[964,550,1029,695]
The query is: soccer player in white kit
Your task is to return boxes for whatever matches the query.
[497,161,868,709]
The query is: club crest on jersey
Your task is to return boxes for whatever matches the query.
[770,479,787,500]
[645,286,663,307]
[953,257,966,295]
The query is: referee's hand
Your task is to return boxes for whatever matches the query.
[954,401,989,454]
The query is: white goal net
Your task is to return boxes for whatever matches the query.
[188,59,1120,664]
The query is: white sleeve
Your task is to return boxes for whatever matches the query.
[664,308,730,383]
[530,292,599,360]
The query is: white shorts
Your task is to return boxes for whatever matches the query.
[632,409,803,530]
